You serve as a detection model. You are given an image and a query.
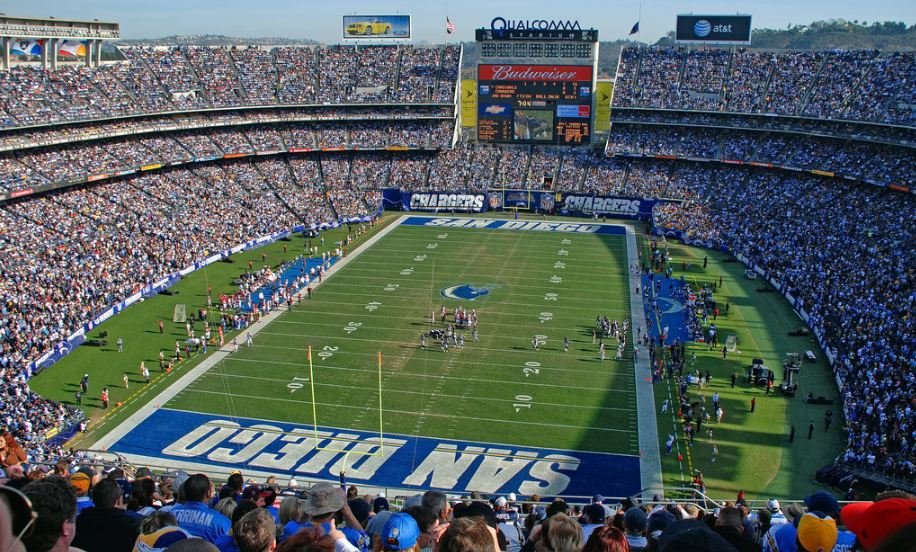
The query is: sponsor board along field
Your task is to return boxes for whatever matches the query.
[85,216,646,497]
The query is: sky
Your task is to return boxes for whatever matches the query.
[14,0,916,43]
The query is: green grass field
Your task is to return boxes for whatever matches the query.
[648,237,844,499]
[30,213,844,498]
[166,222,638,455]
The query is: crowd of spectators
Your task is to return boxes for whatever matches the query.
[0,44,460,129]
[609,109,915,146]
[612,47,915,124]
[605,124,914,186]
[0,153,397,459]
[2,463,914,552]
[652,164,915,479]
[0,119,456,193]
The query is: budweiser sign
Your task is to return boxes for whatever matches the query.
[479,64,592,82]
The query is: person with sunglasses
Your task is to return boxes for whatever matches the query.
[0,486,28,552]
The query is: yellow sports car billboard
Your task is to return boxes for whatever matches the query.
[343,15,411,39]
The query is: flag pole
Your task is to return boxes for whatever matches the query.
[638,3,642,47]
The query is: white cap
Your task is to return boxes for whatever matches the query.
[507,493,516,502]
[288,477,298,488]
[495,497,507,507]
[767,499,780,512]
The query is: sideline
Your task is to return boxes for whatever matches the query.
[92,215,410,451]
[627,226,664,497]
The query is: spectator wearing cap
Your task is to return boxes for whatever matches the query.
[623,507,648,551]
[646,509,677,548]
[795,512,837,552]
[282,482,367,552]
[713,507,758,552]
[20,476,79,552]
[233,509,276,552]
[170,474,232,543]
[377,512,421,552]
[581,503,607,542]
[493,498,525,552]
[766,500,787,527]
[72,478,140,552]
[803,492,854,550]
[132,526,193,552]
[658,519,736,552]
[68,472,93,514]
[841,496,916,551]
[373,497,390,515]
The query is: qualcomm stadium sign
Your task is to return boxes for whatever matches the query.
[107,409,640,496]
[490,17,582,32]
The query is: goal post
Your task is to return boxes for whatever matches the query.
[307,346,385,457]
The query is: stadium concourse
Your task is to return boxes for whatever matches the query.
[0,38,913,552]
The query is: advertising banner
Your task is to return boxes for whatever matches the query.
[675,14,752,45]
[461,80,477,128]
[343,15,411,39]
[400,191,488,213]
[594,81,613,133]
[559,194,657,220]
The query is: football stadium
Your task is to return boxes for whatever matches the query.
[0,3,913,551]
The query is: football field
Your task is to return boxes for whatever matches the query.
[99,216,650,496]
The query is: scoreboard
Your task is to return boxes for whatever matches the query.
[477,64,593,145]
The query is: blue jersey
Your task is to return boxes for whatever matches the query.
[171,501,231,543]
[214,534,240,552]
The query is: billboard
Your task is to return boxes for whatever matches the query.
[676,15,752,45]
[594,81,613,133]
[477,64,593,146]
[461,80,477,128]
[343,15,411,39]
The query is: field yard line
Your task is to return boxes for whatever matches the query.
[627,226,664,497]
[178,389,638,434]
[254,332,638,373]
[92,215,411,451]
[194,371,635,411]
[271,317,631,336]
[221,353,635,392]
[308,290,630,310]
[329,273,628,291]
[224,348,633,377]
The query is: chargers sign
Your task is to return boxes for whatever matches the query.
[108,409,640,497]
[403,192,487,212]
[560,195,657,220]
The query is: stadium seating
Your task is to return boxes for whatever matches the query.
[612,46,915,124]
[0,42,913,494]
